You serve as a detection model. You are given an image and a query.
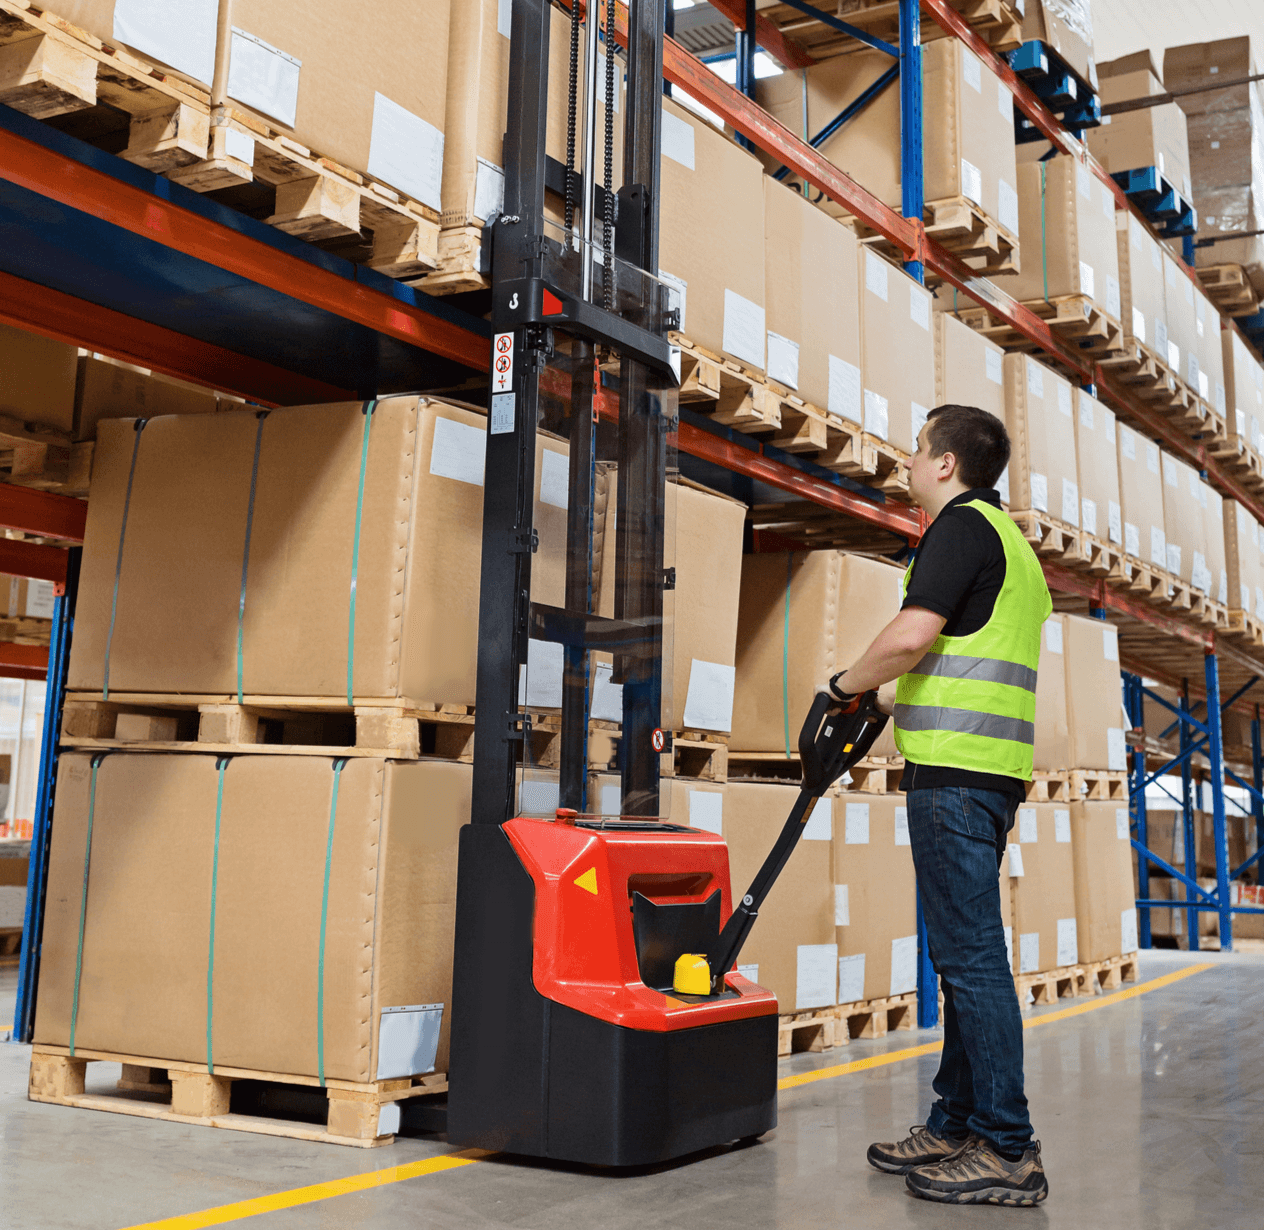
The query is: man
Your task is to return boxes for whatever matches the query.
[827,404,1052,1207]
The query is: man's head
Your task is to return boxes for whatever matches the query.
[907,404,1011,516]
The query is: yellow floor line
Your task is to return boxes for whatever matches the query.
[778,961,1214,1093]
[121,961,1215,1229]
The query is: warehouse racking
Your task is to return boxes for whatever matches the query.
[5,0,1264,1045]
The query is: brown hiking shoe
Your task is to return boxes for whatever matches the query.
[906,1138,1049,1206]
[866,1125,973,1174]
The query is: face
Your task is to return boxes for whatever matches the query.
[907,424,944,509]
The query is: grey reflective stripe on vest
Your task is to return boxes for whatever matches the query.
[910,652,1038,694]
[893,704,1035,746]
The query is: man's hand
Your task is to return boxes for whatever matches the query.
[876,680,897,716]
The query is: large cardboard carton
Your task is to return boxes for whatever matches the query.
[74,355,218,442]
[1001,156,1120,323]
[0,574,57,621]
[1073,389,1121,546]
[1089,64,1191,200]
[0,321,78,434]
[1116,423,1167,566]
[1009,803,1079,975]
[1063,614,1126,772]
[859,250,936,453]
[1002,355,1079,525]
[1164,38,1262,117]
[756,39,1019,244]
[1224,499,1264,620]
[1161,451,1209,590]
[725,780,836,1012]
[1071,801,1139,962]
[1023,0,1098,91]
[68,399,568,700]
[1223,329,1264,454]
[1196,810,1249,877]
[1034,614,1070,772]
[660,96,766,372]
[54,1,217,86]
[732,551,905,757]
[1141,810,1186,872]
[833,794,917,1005]
[1116,212,1170,359]
[34,752,468,1079]
[762,177,862,418]
[1203,483,1228,605]
[1145,876,1184,940]
[933,314,1006,481]
[1163,253,1201,386]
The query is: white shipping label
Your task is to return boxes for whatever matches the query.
[1130,215,1143,249]
[1121,427,1136,461]
[601,785,622,817]
[1108,501,1122,545]
[689,791,723,835]
[1116,808,1129,840]
[1107,727,1128,771]
[224,127,255,166]
[1030,472,1049,513]
[1079,392,1094,429]
[1056,917,1079,966]
[796,944,838,1011]
[1166,543,1181,575]
[1057,384,1072,418]
[1018,808,1038,844]
[1216,383,1227,415]
[1162,454,1178,487]
[999,80,1013,120]
[1151,525,1166,566]
[1055,809,1072,843]
[1167,340,1180,371]
[473,159,506,223]
[962,49,982,91]
[998,178,1019,235]
[835,884,850,927]
[1102,181,1116,219]
[589,661,623,722]
[1106,276,1121,321]
[1132,307,1147,344]
[986,347,1004,385]
[1188,352,1201,389]
[864,390,889,440]
[539,448,569,509]
[1146,443,1160,475]
[1077,162,1092,200]
[1008,843,1025,877]
[1062,478,1079,526]
[1125,522,1139,557]
[497,0,512,36]
[910,286,931,331]
[228,28,301,128]
[845,803,871,845]
[25,580,55,620]
[1106,413,1116,445]
[1198,371,1209,401]
[911,402,930,443]
[722,290,766,369]
[659,270,687,333]
[837,953,866,1004]
[115,0,217,85]
[894,806,910,846]
[865,250,889,301]
[1081,497,1097,535]
[803,797,833,841]
[1079,261,1095,298]
[961,158,983,206]
[1026,357,1044,399]
[1165,256,1178,288]
[1151,241,1162,271]
[368,93,444,211]
[429,416,486,486]
[829,355,862,422]
[1121,908,1139,954]
[766,331,800,389]
[1044,618,1063,655]
[1103,626,1119,662]
[523,639,564,708]
[660,107,696,169]
[1019,932,1040,974]
[1184,278,1194,306]
[890,936,919,996]
[682,660,735,732]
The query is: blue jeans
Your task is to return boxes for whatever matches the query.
[906,786,1033,1155]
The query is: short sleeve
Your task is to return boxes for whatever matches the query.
[902,509,995,621]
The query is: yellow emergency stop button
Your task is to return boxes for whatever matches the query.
[673,953,710,996]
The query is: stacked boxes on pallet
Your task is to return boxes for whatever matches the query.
[1001,355,1081,534]
[1116,212,1171,366]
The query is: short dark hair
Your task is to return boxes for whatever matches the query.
[924,404,1011,489]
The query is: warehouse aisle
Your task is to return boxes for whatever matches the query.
[1,952,1261,1229]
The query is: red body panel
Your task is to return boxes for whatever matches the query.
[504,817,778,1032]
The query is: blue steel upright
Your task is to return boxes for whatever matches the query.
[734,0,757,152]
[1179,682,1199,951]
[1253,705,1263,855]
[1204,652,1234,949]
[1124,671,1152,948]
[899,0,924,287]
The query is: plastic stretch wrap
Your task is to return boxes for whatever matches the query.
[1041,0,1094,47]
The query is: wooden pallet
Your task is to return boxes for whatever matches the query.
[0,615,53,647]
[28,1046,447,1148]
[419,225,489,296]
[861,196,1018,279]
[1009,509,1087,567]
[1025,772,1071,803]
[1082,953,1140,993]
[1014,963,1084,1010]
[1208,434,1264,495]
[834,991,917,1040]
[778,1011,842,1056]
[1197,263,1261,317]
[1226,608,1264,650]
[958,295,1124,360]
[0,926,20,968]
[1070,769,1129,802]
[1080,532,1126,580]
[725,752,902,792]
[0,2,438,280]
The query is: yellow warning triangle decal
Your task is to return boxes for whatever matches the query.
[574,867,598,895]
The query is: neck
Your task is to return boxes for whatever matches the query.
[920,482,972,520]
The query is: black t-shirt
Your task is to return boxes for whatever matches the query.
[897,488,1027,801]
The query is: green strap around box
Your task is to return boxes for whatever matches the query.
[782,553,794,759]
[68,752,109,1056]
[236,413,270,705]
[102,419,149,700]
[316,757,349,1087]
[205,756,231,1073]
[346,401,378,707]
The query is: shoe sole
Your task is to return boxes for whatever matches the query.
[907,1181,1049,1207]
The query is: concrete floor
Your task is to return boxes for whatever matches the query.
[1,952,1262,1229]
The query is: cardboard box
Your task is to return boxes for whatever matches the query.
[75,355,219,442]
[1223,329,1264,453]
[1116,212,1170,358]
[1116,422,1167,566]
[34,752,468,1079]
[859,250,936,453]
[1196,810,1249,877]
[1001,156,1121,323]
[1071,801,1139,962]
[1009,803,1079,974]
[1161,451,1209,590]
[54,0,216,87]
[763,176,862,418]
[0,321,78,434]
[1165,38,1262,117]
[1073,389,1121,546]
[1063,614,1126,772]
[1002,355,1079,525]
[1034,614,1070,772]
[68,398,569,700]
[933,314,1007,481]
[0,574,57,621]
[1224,499,1264,619]
[732,551,905,758]
[1193,288,1227,415]
[724,780,836,1012]
[833,794,917,1004]
[1203,482,1228,605]
[1141,810,1186,873]
[756,38,1019,242]
[1023,0,1098,91]
[1089,67,1191,200]
[1163,252,1200,384]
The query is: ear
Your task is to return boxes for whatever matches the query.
[938,449,958,480]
